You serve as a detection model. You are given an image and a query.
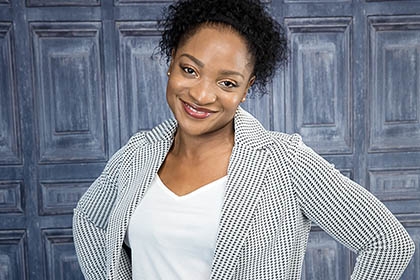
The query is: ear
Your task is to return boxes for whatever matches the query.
[168,49,176,73]
[247,76,256,88]
[241,76,256,102]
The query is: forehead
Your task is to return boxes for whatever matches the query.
[175,25,254,71]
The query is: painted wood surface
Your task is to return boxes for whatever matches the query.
[0,0,419,279]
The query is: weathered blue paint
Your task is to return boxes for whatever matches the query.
[0,0,419,279]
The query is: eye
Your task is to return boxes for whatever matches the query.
[182,66,197,77]
[219,80,238,88]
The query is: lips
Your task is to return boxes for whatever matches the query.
[181,101,214,119]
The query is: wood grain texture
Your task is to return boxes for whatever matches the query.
[0,1,419,279]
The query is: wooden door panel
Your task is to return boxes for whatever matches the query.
[0,22,20,165]
[368,169,420,217]
[39,180,92,216]
[0,230,26,280]
[368,15,420,153]
[0,181,23,215]
[42,229,83,280]
[31,22,107,163]
[285,17,352,155]
[26,0,99,6]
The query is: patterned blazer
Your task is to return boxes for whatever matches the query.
[73,107,415,280]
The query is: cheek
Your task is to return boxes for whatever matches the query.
[166,79,179,103]
[229,96,242,106]
[219,94,244,112]
[166,76,186,95]
[165,80,177,108]
[226,90,246,103]
[166,78,187,113]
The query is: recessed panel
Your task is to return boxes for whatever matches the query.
[43,229,83,280]
[116,22,172,143]
[339,169,352,179]
[369,16,420,152]
[384,47,418,123]
[286,17,352,155]
[302,230,351,279]
[0,230,26,280]
[39,180,91,215]
[115,0,170,4]
[369,169,420,216]
[31,22,107,163]
[27,0,99,7]
[0,181,23,214]
[115,0,268,4]
[0,23,21,165]
[300,44,336,126]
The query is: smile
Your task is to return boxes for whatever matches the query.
[182,101,214,119]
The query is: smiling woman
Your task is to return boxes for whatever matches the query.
[72,0,415,279]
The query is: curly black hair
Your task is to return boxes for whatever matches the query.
[158,0,287,95]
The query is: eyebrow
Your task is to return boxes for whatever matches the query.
[179,53,245,79]
[180,53,204,67]
[220,70,244,79]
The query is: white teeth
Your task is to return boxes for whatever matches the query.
[186,103,206,115]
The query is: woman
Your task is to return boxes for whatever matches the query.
[73,0,415,279]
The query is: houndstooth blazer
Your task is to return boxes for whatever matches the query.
[73,107,415,280]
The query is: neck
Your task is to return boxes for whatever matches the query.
[171,121,235,160]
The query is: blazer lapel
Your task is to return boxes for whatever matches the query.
[107,120,176,278]
[210,107,273,280]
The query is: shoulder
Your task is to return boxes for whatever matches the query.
[269,131,302,146]
[266,131,303,156]
[234,107,303,153]
[118,118,177,159]
[108,118,176,173]
[107,132,147,166]
[267,131,328,168]
[123,131,148,153]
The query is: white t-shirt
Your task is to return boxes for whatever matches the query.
[127,174,227,280]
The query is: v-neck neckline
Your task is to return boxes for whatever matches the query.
[155,174,228,200]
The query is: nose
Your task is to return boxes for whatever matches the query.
[188,78,217,105]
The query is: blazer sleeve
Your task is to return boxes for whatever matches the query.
[289,136,415,279]
[72,145,127,280]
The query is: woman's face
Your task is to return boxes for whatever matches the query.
[166,25,255,138]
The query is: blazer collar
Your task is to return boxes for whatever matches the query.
[210,142,271,279]
[232,107,273,150]
[210,108,273,279]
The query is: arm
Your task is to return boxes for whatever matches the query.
[290,136,415,279]
[72,146,126,280]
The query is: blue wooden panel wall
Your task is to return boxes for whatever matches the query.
[0,0,419,279]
